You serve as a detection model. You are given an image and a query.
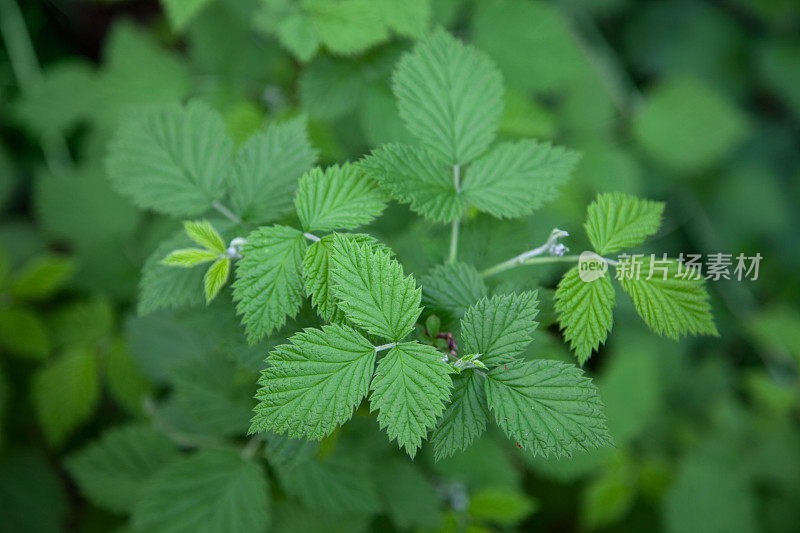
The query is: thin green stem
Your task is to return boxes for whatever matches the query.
[480,254,618,278]
[448,164,461,263]
[0,0,73,172]
[212,200,243,226]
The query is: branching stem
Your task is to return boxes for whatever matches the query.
[212,200,243,226]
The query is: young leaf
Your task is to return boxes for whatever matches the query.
[329,233,421,341]
[31,347,100,446]
[106,101,233,216]
[228,116,317,225]
[461,140,580,219]
[460,292,539,367]
[294,164,386,232]
[370,342,453,457]
[249,324,376,439]
[161,249,219,267]
[421,261,488,321]
[203,258,230,303]
[359,143,463,223]
[139,231,206,315]
[485,359,613,458]
[585,193,665,255]
[393,27,504,165]
[183,220,226,253]
[233,226,307,343]
[431,371,488,460]
[132,448,270,533]
[555,266,615,365]
[618,258,718,339]
[65,424,179,514]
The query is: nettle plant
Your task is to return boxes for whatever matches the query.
[107,28,716,461]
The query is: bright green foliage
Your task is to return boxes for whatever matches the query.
[31,347,100,446]
[421,261,487,320]
[183,220,226,253]
[585,193,664,255]
[618,258,718,340]
[0,307,50,359]
[294,164,386,232]
[9,254,75,300]
[329,233,421,341]
[633,76,748,173]
[65,424,179,513]
[161,248,219,267]
[228,116,317,225]
[139,231,207,314]
[233,225,307,343]
[162,0,212,32]
[370,342,453,457]
[462,140,580,219]
[555,267,615,366]
[469,486,539,526]
[250,324,376,439]
[431,371,488,460]
[393,27,504,165]
[485,359,613,458]
[360,143,463,222]
[203,258,230,303]
[106,101,233,216]
[460,292,539,367]
[132,448,270,533]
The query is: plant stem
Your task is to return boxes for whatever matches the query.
[480,254,618,278]
[448,164,461,263]
[212,200,243,226]
[0,0,73,173]
[375,342,397,352]
[240,436,262,460]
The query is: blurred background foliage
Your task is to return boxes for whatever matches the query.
[0,0,799,531]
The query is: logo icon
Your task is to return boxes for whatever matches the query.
[578,251,608,282]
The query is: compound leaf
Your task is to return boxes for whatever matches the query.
[462,140,580,219]
[183,220,226,253]
[329,233,421,341]
[295,164,386,233]
[370,342,452,457]
[585,193,664,255]
[485,359,613,458]
[460,292,539,367]
[555,266,615,366]
[233,226,307,343]
[393,27,504,165]
[203,258,230,303]
[106,101,233,217]
[250,324,375,439]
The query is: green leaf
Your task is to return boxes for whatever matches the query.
[65,424,180,514]
[10,254,75,301]
[393,27,504,165]
[0,306,50,359]
[359,143,463,223]
[294,164,386,233]
[31,347,100,446]
[105,339,153,416]
[233,225,307,343]
[421,261,487,321]
[377,459,442,530]
[469,486,538,525]
[299,57,364,120]
[106,101,233,216]
[228,116,317,225]
[49,297,114,348]
[377,0,431,39]
[461,140,580,219]
[161,248,219,267]
[460,291,539,367]
[132,448,270,533]
[139,231,206,315]
[183,220,226,253]
[329,233,421,341]
[0,452,68,532]
[161,0,212,32]
[250,325,375,439]
[585,193,665,255]
[204,259,230,303]
[308,0,389,56]
[485,359,613,458]
[632,76,748,173]
[618,257,718,340]
[431,371,488,460]
[555,266,615,366]
[370,342,452,457]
